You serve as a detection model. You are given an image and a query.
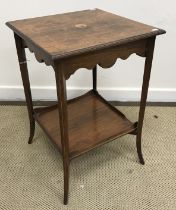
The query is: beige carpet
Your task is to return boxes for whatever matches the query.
[0,106,176,210]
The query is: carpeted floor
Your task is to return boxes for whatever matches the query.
[0,106,176,210]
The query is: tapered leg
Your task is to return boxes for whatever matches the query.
[63,161,69,205]
[14,33,35,144]
[136,37,156,165]
[54,63,70,205]
[92,65,97,91]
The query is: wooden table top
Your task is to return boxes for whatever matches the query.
[6,9,165,60]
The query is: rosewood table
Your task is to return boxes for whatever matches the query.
[6,9,165,205]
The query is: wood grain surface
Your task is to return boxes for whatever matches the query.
[34,91,136,159]
[6,9,165,62]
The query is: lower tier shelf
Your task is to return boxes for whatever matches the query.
[34,90,136,159]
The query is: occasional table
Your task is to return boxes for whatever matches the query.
[6,9,165,205]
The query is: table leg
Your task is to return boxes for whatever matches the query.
[54,63,70,205]
[136,37,156,165]
[14,33,35,144]
[92,65,97,91]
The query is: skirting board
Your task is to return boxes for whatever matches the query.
[0,86,176,102]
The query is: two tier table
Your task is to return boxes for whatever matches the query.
[6,9,165,205]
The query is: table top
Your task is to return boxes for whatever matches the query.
[6,9,165,60]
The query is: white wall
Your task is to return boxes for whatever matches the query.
[0,0,175,101]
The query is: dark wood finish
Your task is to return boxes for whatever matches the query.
[54,62,70,205]
[62,39,148,79]
[7,9,165,205]
[33,90,136,159]
[14,33,35,144]
[6,9,165,65]
[92,65,97,91]
[136,37,156,165]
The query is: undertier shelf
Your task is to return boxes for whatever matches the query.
[34,90,136,159]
